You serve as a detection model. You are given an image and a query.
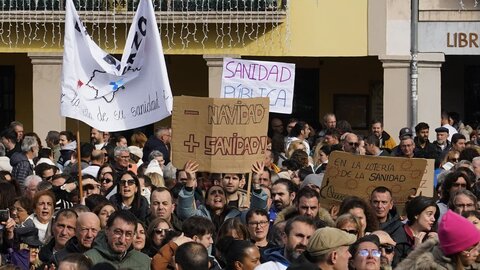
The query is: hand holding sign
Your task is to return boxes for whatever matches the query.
[184,160,199,188]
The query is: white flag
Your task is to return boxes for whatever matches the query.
[61,0,172,131]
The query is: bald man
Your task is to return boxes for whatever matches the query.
[53,212,101,265]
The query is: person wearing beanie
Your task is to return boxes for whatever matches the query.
[396,210,480,270]
[390,196,439,267]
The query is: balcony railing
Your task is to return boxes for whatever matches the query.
[0,0,286,11]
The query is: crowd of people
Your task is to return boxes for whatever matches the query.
[0,110,479,270]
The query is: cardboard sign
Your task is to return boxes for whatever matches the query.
[416,159,435,197]
[171,96,269,173]
[320,151,427,206]
[220,58,295,114]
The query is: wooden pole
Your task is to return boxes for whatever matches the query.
[245,172,252,207]
[76,121,83,201]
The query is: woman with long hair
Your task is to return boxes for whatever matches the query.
[109,171,148,220]
[338,196,379,237]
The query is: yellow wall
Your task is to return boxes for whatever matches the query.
[0,0,368,57]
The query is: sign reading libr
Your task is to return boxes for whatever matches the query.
[319,151,427,207]
[220,58,295,114]
[172,96,269,173]
[419,22,480,54]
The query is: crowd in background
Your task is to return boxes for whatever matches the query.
[0,110,480,270]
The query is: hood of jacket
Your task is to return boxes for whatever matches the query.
[395,238,452,270]
[274,205,334,226]
[61,141,77,151]
[10,152,28,166]
[263,246,290,267]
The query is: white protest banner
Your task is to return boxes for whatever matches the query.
[220,58,295,114]
[61,0,172,131]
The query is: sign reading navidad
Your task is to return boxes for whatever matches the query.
[220,58,295,114]
[320,151,427,206]
[172,96,269,173]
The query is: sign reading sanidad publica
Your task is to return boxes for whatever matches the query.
[220,58,295,114]
[320,151,427,207]
[171,96,269,173]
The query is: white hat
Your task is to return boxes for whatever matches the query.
[144,159,163,176]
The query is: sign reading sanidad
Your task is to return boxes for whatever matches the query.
[320,151,427,206]
[172,96,269,173]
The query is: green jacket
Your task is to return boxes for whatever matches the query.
[84,231,151,270]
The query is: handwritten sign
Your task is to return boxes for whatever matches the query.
[416,159,435,197]
[319,152,427,206]
[220,58,295,114]
[171,96,269,173]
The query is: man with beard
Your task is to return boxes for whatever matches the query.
[274,187,334,226]
[256,216,316,270]
[413,122,439,163]
[270,178,298,223]
[53,212,101,265]
[371,120,396,152]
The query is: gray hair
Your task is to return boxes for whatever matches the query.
[24,175,42,187]
[21,136,38,153]
[148,150,163,162]
[114,146,130,157]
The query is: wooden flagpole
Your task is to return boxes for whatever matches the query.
[76,120,83,201]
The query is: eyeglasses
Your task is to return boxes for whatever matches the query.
[380,245,395,254]
[112,229,134,239]
[101,178,112,184]
[154,228,173,235]
[348,142,359,147]
[120,179,136,186]
[341,229,358,235]
[43,175,53,181]
[449,158,459,163]
[248,221,269,227]
[357,249,381,258]
[452,182,468,188]
[456,203,475,209]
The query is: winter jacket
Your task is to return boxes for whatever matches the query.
[109,193,149,221]
[57,141,76,168]
[255,246,289,270]
[53,236,88,266]
[177,186,267,223]
[10,152,33,186]
[84,231,151,270]
[395,238,480,270]
[273,205,335,227]
[143,136,170,164]
[380,131,396,151]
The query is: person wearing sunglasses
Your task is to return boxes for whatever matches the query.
[371,230,396,270]
[437,170,473,221]
[109,171,149,221]
[349,234,382,270]
[342,133,360,154]
[336,213,361,239]
[97,164,116,197]
[144,217,174,257]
